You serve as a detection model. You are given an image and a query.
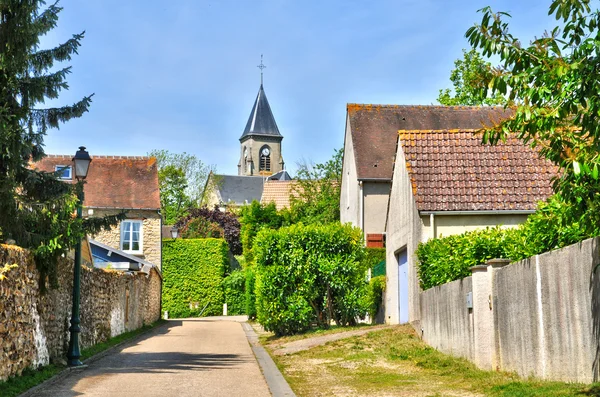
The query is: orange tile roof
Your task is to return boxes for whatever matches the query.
[399,130,556,211]
[260,180,299,210]
[34,155,160,210]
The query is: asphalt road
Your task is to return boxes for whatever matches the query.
[26,318,273,397]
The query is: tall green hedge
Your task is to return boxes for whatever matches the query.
[222,269,246,315]
[254,223,367,336]
[162,238,228,318]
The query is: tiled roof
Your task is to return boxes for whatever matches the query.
[399,130,556,211]
[34,155,160,210]
[347,104,512,180]
[261,180,299,210]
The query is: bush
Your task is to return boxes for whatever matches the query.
[365,276,386,322]
[363,247,386,276]
[245,265,257,320]
[238,201,287,264]
[254,223,367,336]
[176,206,242,255]
[416,195,600,290]
[222,269,246,315]
[162,238,228,318]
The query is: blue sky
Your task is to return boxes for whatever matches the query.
[42,1,554,176]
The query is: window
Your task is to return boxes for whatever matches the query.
[121,220,143,253]
[259,146,271,172]
[55,165,72,180]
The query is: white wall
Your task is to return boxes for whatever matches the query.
[363,182,391,237]
[340,115,360,227]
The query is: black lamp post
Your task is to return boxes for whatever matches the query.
[67,146,92,367]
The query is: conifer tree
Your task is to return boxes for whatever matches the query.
[0,1,121,288]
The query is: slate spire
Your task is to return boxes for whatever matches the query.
[240,84,282,141]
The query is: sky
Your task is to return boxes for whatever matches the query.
[41,1,556,176]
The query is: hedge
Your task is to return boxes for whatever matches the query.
[222,269,246,315]
[254,222,367,336]
[162,238,228,318]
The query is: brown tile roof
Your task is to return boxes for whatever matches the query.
[34,155,160,210]
[346,104,512,180]
[260,180,299,210]
[399,130,556,211]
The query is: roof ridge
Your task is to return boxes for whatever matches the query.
[398,129,482,134]
[45,154,151,160]
[347,103,507,110]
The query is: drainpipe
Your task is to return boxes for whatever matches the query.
[430,213,435,240]
[359,181,364,236]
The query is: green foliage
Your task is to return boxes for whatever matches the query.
[158,165,193,224]
[417,195,600,290]
[438,49,506,106]
[162,238,228,318]
[222,269,246,315]
[0,2,123,289]
[365,276,386,322]
[289,148,343,225]
[465,1,600,233]
[177,206,242,255]
[363,247,386,273]
[181,217,223,239]
[149,149,212,206]
[254,222,367,336]
[239,201,287,264]
[245,265,257,319]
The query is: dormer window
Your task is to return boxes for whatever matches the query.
[55,165,72,180]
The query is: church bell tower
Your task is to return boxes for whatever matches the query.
[238,57,284,176]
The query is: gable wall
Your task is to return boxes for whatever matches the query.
[89,209,162,269]
[386,144,424,325]
[363,182,391,238]
[340,116,360,227]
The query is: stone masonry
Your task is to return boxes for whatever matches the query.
[0,244,161,381]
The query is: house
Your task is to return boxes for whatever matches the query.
[34,155,162,269]
[260,179,298,210]
[340,104,513,246]
[385,128,556,325]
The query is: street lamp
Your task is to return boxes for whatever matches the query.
[67,146,92,367]
[170,226,179,239]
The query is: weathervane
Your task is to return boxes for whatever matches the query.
[257,54,266,85]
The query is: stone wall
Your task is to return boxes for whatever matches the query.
[89,209,162,268]
[0,244,161,381]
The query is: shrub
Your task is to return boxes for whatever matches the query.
[238,201,287,264]
[162,238,228,318]
[222,269,246,315]
[176,206,242,255]
[245,265,257,320]
[254,222,367,336]
[363,247,386,276]
[416,195,600,290]
[365,275,386,322]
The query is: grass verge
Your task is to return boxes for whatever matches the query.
[0,319,166,397]
[266,325,600,397]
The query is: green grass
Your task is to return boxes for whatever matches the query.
[258,322,381,345]
[266,325,600,397]
[0,320,166,397]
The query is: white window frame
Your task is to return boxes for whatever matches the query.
[55,165,72,180]
[120,220,143,254]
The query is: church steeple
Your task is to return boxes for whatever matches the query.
[239,60,284,177]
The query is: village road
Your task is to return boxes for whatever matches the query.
[26,317,272,397]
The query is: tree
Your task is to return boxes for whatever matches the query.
[438,48,506,106]
[158,165,192,224]
[289,148,343,225]
[465,0,600,236]
[0,1,121,288]
[176,205,242,255]
[149,150,212,206]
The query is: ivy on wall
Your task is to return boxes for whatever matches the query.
[162,238,228,318]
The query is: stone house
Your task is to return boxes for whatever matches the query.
[340,104,515,247]
[385,128,556,325]
[34,155,162,269]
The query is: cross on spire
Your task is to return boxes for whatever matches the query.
[257,54,266,85]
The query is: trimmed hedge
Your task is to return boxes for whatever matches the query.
[254,223,367,336]
[222,269,246,315]
[162,238,228,318]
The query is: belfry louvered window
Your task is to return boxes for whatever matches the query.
[259,146,271,172]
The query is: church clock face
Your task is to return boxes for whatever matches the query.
[261,148,270,156]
